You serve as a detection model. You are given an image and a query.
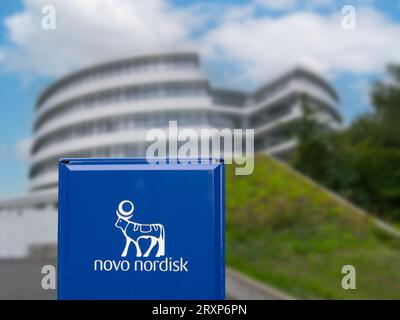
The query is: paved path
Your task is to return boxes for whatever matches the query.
[0,259,290,300]
[226,268,293,300]
[0,259,56,300]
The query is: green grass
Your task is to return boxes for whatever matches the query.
[226,155,400,299]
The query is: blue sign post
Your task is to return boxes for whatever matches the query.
[58,158,225,300]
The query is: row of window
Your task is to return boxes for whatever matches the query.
[254,78,291,104]
[295,71,338,101]
[254,127,292,150]
[38,56,199,107]
[212,90,247,107]
[31,126,288,181]
[30,143,149,179]
[250,98,295,127]
[34,94,317,155]
[35,100,301,155]
[209,114,239,128]
[34,100,338,160]
[31,131,258,180]
[36,74,338,133]
[35,82,209,130]
[33,111,210,154]
[253,71,338,105]
[211,72,338,108]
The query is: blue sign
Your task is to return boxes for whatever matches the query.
[58,158,225,300]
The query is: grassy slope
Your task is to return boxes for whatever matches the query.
[226,155,400,299]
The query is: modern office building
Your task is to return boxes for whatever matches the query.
[0,51,340,257]
[30,51,340,193]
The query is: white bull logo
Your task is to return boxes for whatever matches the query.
[115,200,165,258]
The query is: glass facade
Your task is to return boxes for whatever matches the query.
[35,81,208,130]
[30,52,341,191]
[33,110,209,154]
[37,54,199,109]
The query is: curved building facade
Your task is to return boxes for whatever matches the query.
[30,52,340,193]
[0,51,340,258]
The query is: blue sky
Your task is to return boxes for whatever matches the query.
[0,1,46,198]
[0,0,399,199]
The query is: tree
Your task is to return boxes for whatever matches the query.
[348,65,400,219]
[291,65,400,221]
[290,94,335,183]
[371,64,400,148]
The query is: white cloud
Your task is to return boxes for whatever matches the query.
[201,6,400,83]
[2,0,195,77]
[14,138,32,161]
[1,1,400,87]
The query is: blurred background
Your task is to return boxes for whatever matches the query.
[0,0,400,299]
